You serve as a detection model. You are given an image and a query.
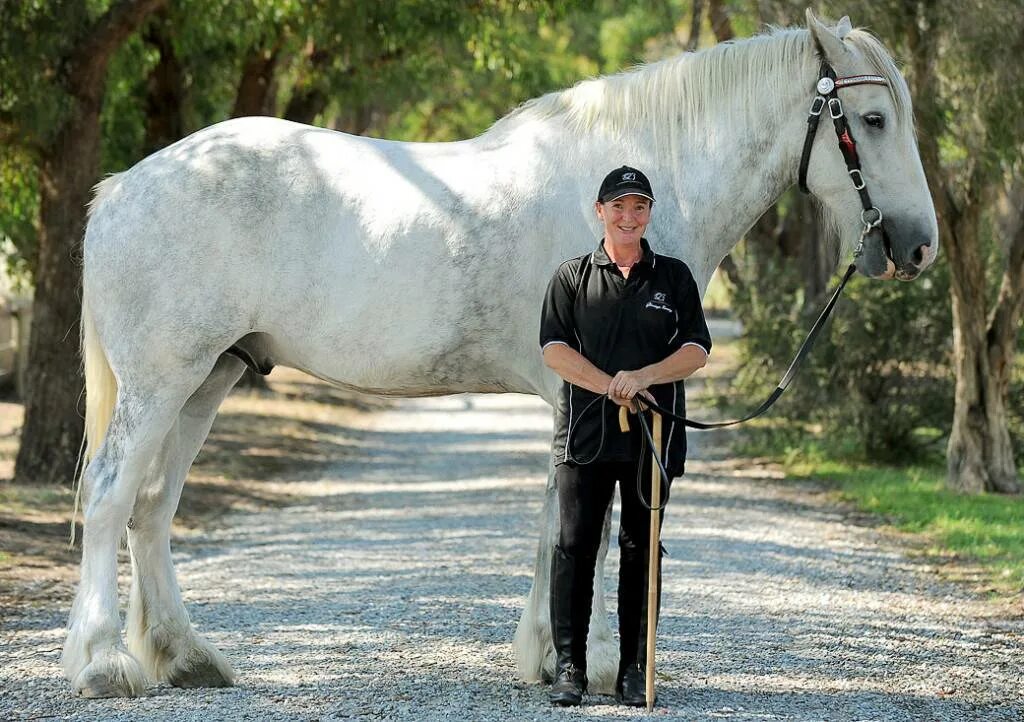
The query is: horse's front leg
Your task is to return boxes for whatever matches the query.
[513,461,618,694]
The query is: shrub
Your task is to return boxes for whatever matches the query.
[723,248,954,463]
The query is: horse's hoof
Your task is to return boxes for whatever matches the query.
[73,648,149,698]
[167,641,236,689]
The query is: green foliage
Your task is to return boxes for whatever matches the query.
[101,33,160,170]
[725,242,953,463]
[0,150,39,287]
[0,1,88,151]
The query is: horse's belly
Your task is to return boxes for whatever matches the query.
[276,332,535,397]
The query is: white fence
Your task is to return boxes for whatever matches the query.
[0,297,30,395]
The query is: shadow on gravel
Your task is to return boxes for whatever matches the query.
[198,412,549,485]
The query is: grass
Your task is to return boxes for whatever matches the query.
[768,441,1024,598]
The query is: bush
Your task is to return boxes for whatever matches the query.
[723,248,954,463]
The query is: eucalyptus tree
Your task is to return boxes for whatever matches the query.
[0,0,168,485]
[854,0,1024,493]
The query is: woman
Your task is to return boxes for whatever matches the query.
[539,166,712,707]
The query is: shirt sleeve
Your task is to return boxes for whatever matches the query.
[539,260,579,351]
[669,262,712,355]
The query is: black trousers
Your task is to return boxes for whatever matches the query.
[555,457,666,560]
[553,456,669,671]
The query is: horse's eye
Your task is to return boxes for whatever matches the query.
[863,113,885,129]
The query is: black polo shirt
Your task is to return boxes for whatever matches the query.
[539,238,712,477]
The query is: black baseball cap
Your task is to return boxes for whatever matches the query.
[597,166,655,204]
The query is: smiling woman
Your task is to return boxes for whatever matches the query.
[539,166,711,707]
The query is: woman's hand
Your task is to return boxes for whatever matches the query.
[607,370,655,412]
[609,369,651,401]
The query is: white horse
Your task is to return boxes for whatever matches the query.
[64,10,937,697]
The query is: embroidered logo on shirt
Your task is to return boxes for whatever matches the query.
[646,291,673,313]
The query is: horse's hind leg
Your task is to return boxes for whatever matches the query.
[124,355,246,688]
[63,371,205,697]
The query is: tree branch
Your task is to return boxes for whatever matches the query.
[67,0,169,101]
[686,0,705,51]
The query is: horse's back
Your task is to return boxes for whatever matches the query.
[81,117,549,396]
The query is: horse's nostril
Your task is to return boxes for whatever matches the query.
[911,244,926,266]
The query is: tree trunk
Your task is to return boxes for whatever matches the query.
[13,0,167,485]
[686,0,705,51]
[231,46,280,118]
[944,197,1019,494]
[707,0,734,42]
[797,193,833,305]
[143,9,184,154]
[14,117,99,483]
[909,15,1021,494]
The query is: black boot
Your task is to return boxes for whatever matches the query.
[549,544,595,706]
[616,545,662,707]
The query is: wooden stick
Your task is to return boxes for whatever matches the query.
[646,411,662,711]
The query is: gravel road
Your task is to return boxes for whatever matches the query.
[2,391,1022,721]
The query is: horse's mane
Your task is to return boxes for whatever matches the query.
[490,26,912,143]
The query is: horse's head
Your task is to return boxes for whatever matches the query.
[804,10,938,280]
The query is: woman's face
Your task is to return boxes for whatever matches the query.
[595,195,651,247]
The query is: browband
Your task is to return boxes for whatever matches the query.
[835,74,888,89]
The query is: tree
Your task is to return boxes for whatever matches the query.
[897,1,1024,493]
[1,0,168,485]
[2,0,591,484]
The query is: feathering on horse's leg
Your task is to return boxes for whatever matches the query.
[64,391,187,697]
[514,464,558,683]
[126,356,245,689]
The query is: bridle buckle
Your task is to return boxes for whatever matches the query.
[861,206,883,232]
[828,97,844,119]
[809,96,826,116]
[848,169,866,190]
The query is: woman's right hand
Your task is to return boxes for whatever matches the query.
[608,388,655,413]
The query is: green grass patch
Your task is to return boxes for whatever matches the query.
[732,427,1024,596]
[784,457,1024,596]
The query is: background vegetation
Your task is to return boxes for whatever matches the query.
[0,1,1021,584]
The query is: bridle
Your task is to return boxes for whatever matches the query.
[797,61,893,263]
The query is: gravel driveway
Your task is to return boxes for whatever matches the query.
[2,392,1022,721]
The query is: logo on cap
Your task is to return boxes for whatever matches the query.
[622,172,636,181]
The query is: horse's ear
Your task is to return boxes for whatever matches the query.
[836,16,854,39]
[806,8,852,65]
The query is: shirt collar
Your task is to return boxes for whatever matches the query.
[591,237,657,268]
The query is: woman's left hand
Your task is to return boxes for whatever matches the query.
[608,369,651,403]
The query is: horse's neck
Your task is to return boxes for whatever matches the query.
[490,39,817,291]
[509,108,809,291]
[654,109,811,289]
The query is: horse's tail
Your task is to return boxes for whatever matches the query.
[70,174,123,544]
